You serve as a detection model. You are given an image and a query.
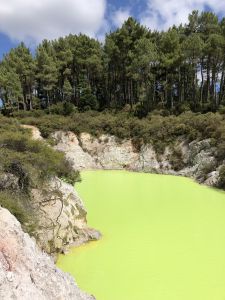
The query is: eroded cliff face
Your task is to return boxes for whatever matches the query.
[53,131,223,187]
[16,125,101,254]
[0,127,99,299]
[0,207,95,300]
[32,176,100,254]
[0,173,100,256]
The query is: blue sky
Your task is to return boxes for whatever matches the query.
[0,0,225,58]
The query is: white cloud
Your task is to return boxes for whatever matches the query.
[0,0,106,43]
[112,8,130,28]
[141,0,225,31]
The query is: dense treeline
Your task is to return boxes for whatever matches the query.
[1,10,225,116]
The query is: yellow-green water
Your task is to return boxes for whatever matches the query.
[57,170,225,300]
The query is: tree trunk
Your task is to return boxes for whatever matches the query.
[206,58,211,103]
[219,63,225,105]
[200,58,204,107]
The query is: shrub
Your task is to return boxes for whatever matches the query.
[0,115,83,238]
[60,170,81,185]
[13,110,45,118]
[169,148,186,171]
[218,166,225,189]
[217,142,225,160]
[198,160,217,181]
[218,105,225,115]
[78,88,99,112]
[133,102,149,119]
[13,109,225,166]
[0,191,37,235]
[0,115,80,188]
[0,191,28,224]
[49,102,77,116]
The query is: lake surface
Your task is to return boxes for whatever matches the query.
[57,170,225,300]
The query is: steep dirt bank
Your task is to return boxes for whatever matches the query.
[53,131,223,188]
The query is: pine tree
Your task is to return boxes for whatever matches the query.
[35,46,58,107]
[63,78,73,101]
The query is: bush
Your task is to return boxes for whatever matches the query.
[218,166,225,189]
[133,102,149,119]
[78,88,99,112]
[60,170,81,185]
[0,191,37,235]
[0,115,83,238]
[217,142,225,160]
[218,105,225,115]
[0,191,28,224]
[0,115,80,188]
[13,109,225,165]
[49,102,77,116]
[13,110,46,118]
[169,148,186,171]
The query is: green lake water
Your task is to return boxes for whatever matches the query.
[57,170,225,300]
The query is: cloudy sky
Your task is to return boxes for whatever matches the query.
[0,0,225,57]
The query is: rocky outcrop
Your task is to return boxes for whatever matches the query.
[53,131,139,170]
[0,174,100,256]
[0,173,20,191]
[13,126,101,254]
[53,131,223,187]
[32,177,100,254]
[21,125,44,141]
[0,207,95,300]
[52,131,98,170]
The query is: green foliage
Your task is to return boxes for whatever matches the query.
[60,170,81,185]
[134,102,149,118]
[218,105,225,114]
[35,43,58,105]
[0,115,80,187]
[0,191,37,235]
[13,109,46,118]
[218,166,225,189]
[1,11,225,114]
[78,86,98,112]
[0,42,35,111]
[199,160,217,181]
[15,110,225,162]
[12,112,70,137]
[0,191,28,224]
[169,148,186,171]
[49,102,76,116]
[0,115,82,235]
[1,10,225,191]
